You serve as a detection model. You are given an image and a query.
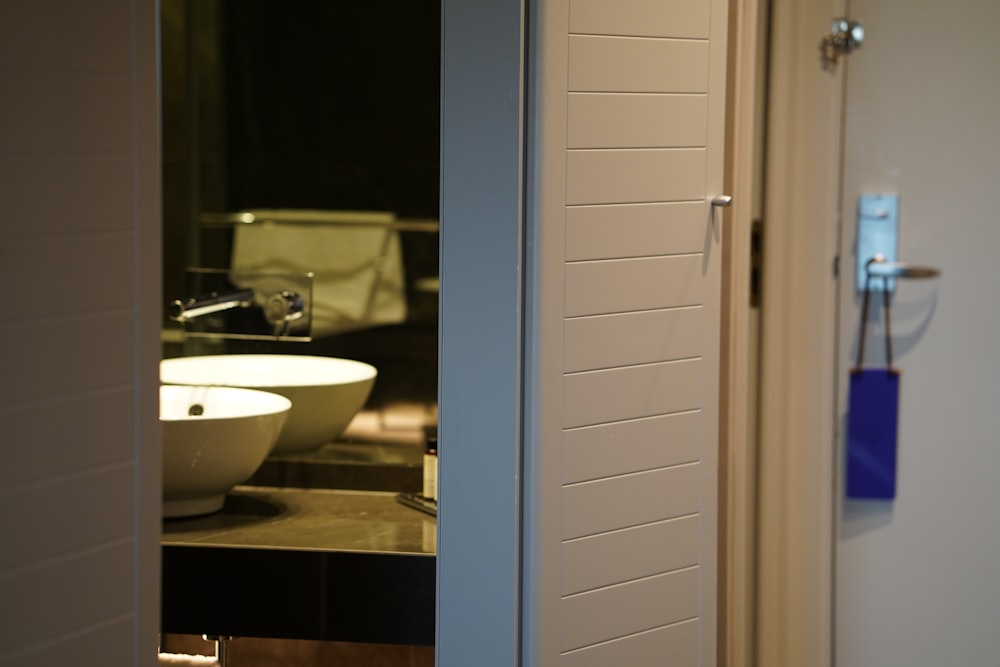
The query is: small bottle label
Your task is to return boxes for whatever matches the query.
[423,452,438,501]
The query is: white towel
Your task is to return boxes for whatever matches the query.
[157,652,219,665]
[229,210,407,338]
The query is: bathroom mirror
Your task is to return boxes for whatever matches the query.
[161,0,441,471]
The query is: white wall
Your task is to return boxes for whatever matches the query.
[0,1,161,665]
[834,1,1000,664]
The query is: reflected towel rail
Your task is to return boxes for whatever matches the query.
[200,211,439,233]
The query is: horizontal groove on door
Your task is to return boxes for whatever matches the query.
[566,149,706,206]
[561,464,700,540]
[569,0,710,40]
[0,541,134,655]
[563,358,701,428]
[0,72,134,155]
[568,36,709,94]
[0,155,136,238]
[566,201,706,261]
[561,566,699,652]
[562,410,701,484]
[0,313,135,406]
[565,255,702,318]
[561,618,699,667]
[0,465,134,574]
[568,93,708,149]
[1,233,135,322]
[562,515,700,595]
[564,307,702,373]
[1,388,134,492]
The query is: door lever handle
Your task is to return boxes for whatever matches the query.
[711,195,733,207]
[866,254,940,279]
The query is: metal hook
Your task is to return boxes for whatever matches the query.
[856,256,896,372]
[821,18,864,70]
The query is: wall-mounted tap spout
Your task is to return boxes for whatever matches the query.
[169,289,255,323]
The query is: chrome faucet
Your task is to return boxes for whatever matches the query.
[170,289,305,332]
[169,289,255,323]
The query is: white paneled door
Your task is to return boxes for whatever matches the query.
[834,1,1000,664]
[524,0,727,664]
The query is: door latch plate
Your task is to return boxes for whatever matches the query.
[856,193,899,292]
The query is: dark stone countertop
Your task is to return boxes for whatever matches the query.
[161,487,436,645]
[245,441,425,493]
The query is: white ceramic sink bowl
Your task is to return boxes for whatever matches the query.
[160,384,290,518]
[160,354,377,455]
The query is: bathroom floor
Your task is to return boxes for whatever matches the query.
[160,634,433,667]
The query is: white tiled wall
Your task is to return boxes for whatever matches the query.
[0,1,160,665]
[526,0,725,663]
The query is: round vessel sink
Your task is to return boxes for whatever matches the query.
[160,354,377,454]
[160,384,290,518]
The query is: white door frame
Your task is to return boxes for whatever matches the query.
[755,0,846,665]
[437,1,525,666]
[719,0,766,664]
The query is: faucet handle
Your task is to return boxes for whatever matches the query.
[263,290,305,325]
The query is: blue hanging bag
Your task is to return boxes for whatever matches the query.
[846,272,900,500]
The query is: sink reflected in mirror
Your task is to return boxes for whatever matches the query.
[161,384,291,518]
[160,0,439,506]
[160,354,377,455]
